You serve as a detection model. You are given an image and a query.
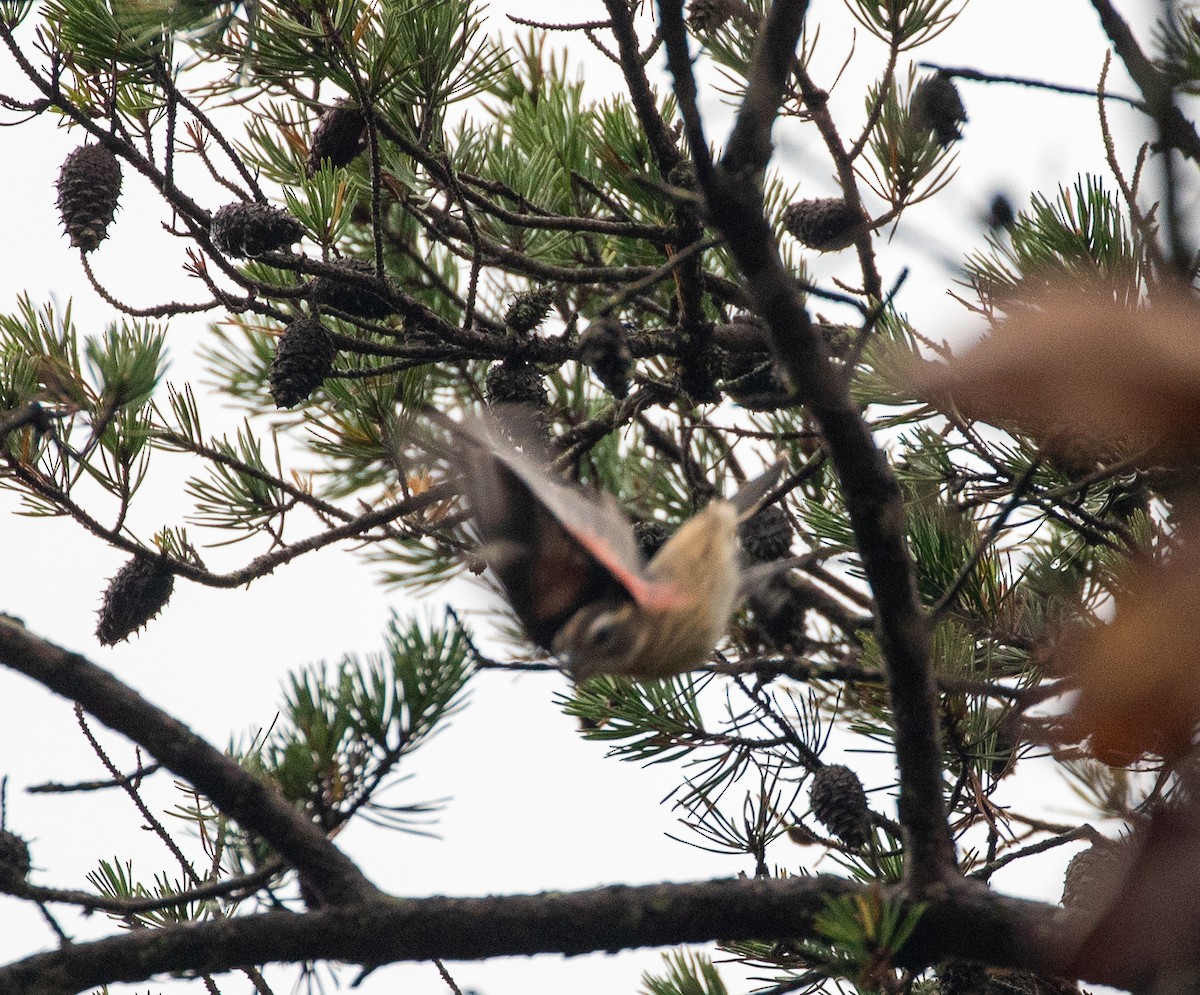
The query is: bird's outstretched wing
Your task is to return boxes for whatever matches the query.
[444,408,683,650]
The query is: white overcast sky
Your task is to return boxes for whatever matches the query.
[0,2,1164,993]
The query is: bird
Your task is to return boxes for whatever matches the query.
[445,408,785,681]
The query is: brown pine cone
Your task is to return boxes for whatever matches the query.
[56,144,123,253]
[96,556,174,645]
[211,202,304,257]
[911,72,967,146]
[269,316,335,408]
[782,198,868,252]
[809,763,870,847]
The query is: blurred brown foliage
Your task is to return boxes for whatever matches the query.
[913,286,1200,466]
[1069,800,1200,984]
[1059,540,1200,765]
[911,285,1200,766]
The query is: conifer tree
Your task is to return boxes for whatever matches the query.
[2,0,1200,992]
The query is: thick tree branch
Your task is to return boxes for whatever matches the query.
[719,0,809,177]
[0,874,1120,995]
[1088,0,1198,270]
[0,620,379,906]
[656,0,955,888]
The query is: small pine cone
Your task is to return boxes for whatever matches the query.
[578,318,633,399]
[269,316,335,408]
[739,504,792,561]
[747,572,811,651]
[307,102,367,175]
[667,160,698,190]
[210,202,304,258]
[311,260,393,320]
[911,72,967,146]
[687,0,743,32]
[809,763,870,847]
[817,322,856,361]
[485,359,548,408]
[724,360,790,410]
[56,144,122,253]
[987,193,1015,231]
[0,830,30,892]
[96,556,174,646]
[1061,840,1130,915]
[504,288,555,334]
[936,962,990,995]
[679,347,722,404]
[782,198,868,252]
[634,520,672,560]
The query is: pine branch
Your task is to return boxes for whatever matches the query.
[1089,0,1200,162]
[0,874,1115,995]
[600,0,683,177]
[656,0,955,888]
[0,619,379,907]
[919,61,1142,107]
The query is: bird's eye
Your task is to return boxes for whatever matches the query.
[585,615,618,650]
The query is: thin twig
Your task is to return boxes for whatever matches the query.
[930,455,1040,619]
[920,62,1142,108]
[967,825,1101,881]
[27,762,162,794]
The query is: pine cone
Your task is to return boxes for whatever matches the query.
[307,102,367,175]
[269,316,335,408]
[747,572,811,651]
[667,160,698,190]
[936,962,990,995]
[911,72,967,146]
[740,504,792,561]
[987,193,1015,231]
[311,260,393,319]
[504,288,555,334]
[56,144,122,253]
[687,0,744,32]
[817,322,856,361]
[782,198,868,252]
[485,359,548,408]
[578,317,633,399]
[679,347,722,404]
[96,556,174,645]
[724,360,791,410]
[634,520,672,560]
[210,202,305,257]
[1061,840,1130,914]
[0,830,30,893]
[809,764,870,847]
